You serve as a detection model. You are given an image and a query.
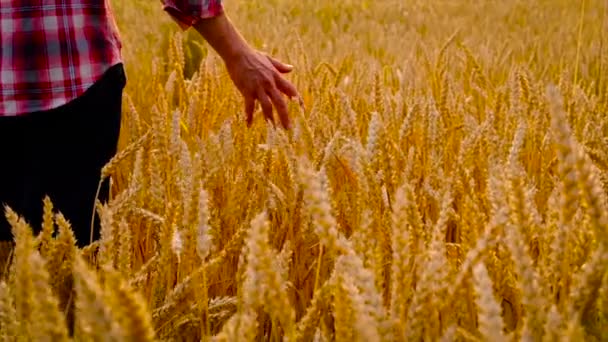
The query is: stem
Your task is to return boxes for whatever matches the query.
[313,244,324,294]
[90,180,103,245]
[202,266,210,339]
[598,0,607,96]
[573,0,586,89]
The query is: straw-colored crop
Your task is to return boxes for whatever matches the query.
[1,0,608,340]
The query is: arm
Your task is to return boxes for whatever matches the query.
[161,1,299,129]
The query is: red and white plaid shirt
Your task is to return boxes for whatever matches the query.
[0,0,223,117]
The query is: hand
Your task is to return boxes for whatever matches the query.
[224,49,300,129]
[193,14,301,128]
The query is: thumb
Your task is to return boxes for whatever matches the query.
[267,55,294,73]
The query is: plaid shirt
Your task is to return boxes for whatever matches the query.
[0,0,223,117]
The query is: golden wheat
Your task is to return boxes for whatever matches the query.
[1,0,607,341]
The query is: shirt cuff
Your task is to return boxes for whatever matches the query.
[162,0,224,30]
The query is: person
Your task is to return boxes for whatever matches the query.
[0,0,300,248]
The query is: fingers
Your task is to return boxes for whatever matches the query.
[247,83,292,129]
[267,55,294,74]
[245,94,255,127]
[241,52,299,129]
[275,76,299,99]
[256,88,275,127]
[267,88,290,130]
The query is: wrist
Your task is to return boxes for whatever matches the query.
[220,39,252,66]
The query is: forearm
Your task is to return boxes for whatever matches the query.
[193,14,251,65]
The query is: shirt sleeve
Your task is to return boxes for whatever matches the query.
[161,0,224,30]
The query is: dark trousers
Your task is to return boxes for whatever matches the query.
[0,63,125,247]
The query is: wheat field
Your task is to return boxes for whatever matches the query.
[1,0,608,341]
